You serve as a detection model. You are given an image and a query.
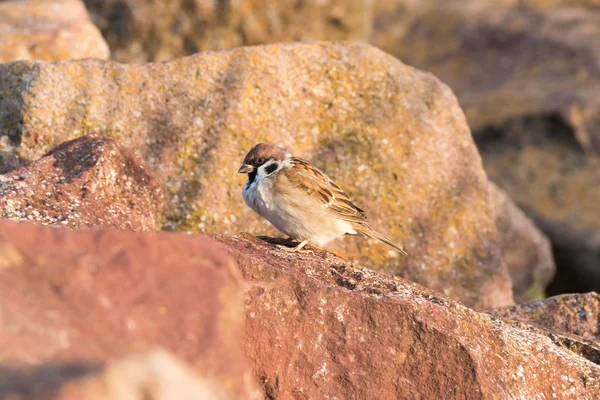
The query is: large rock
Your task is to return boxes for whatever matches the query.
[84,0,371,62]
[0,41,512,308]
[478,115,600,295]
[0,220,261,399]
[217,234,600,399]
[489,292,600,342]
[372,0,600,150]
[372,0,600,295]
[489,181,555,302]
[1,221,598,399]
[0,350,232,400]
[0,0,109,62]
[0,134,163,231]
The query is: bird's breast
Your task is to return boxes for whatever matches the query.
[242,176,275,215]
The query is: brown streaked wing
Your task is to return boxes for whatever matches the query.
[281,157,368,223]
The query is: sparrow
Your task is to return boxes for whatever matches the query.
[238,143,407,255]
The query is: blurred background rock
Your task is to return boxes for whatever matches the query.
[0,0,109,61]
[83,0,372,63]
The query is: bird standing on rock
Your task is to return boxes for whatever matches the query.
[238,143,407,255]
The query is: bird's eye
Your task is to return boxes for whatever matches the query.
[256,157,265,165]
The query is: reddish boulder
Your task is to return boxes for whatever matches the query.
[0,221,261,399]
[215,234,600,399]
[489,292,600,342]
[0,134,163,232]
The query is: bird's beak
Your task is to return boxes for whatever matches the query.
[237,163,253,174]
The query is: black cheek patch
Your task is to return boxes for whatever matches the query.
[265,163,278,175]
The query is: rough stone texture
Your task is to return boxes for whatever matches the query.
[0,0,109,62]
[478,115,600,295]
[84,0,371,63]
[489,292,600,342]
[372,0,600,295]
[217,233,600,399]
[0,350,232,400]
[488,181,555,302]
[0,41,512,308]
[0,134,163,232]
[0,220,261,399]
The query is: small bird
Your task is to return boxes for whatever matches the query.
[238,143,407,255]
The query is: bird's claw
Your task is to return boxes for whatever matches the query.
[275,239,312,253]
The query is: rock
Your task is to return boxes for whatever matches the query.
[478,115,600,295]
[0,134,163,232]
[488,181,555,302]
[0,0,109,62]
[488,292,600,342]
[0,41,512,308]
[84,0,371,62]
[372,1,600,295]
[0,350,232,400]
[216,234,600,399]
[372,0,600,152]
[0,220,261,399]
[0,137,28,174]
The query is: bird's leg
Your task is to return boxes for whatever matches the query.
[276,239,312,253]
[290,240,309,252]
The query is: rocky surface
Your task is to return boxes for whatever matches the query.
[0,41,512,308]
[217,233,600,399]
[489,292,600,342]
[1,221,598,399]
[0,350,232,400]
[0,0,109,62]
[478,115,600,295]
[83,0,370,63]
[0,220,261,399]
[372,0,600,295]
[489,181,555,302]
[0,135,163,232]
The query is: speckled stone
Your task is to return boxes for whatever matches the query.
[0,134,163,231]
[489,292,600,342]
[0,41,512,308]
[220,234,600,399]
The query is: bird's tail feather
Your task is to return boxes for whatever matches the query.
[356,226,408,255]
